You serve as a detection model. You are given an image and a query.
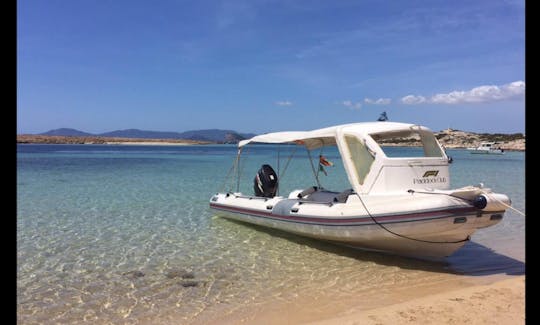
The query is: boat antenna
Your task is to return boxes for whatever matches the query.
[235,147,242,192]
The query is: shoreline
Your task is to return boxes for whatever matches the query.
[17,130,525,151]
[200,275,524,325]
[17,142,526,151]
[16,134,211,146]
[310,275,525,325]
[380,143,525,151]
[16,134,525,151]
[103,141,194,145]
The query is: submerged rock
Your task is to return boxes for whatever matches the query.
[166,269,195,279]
[123,270,145,279]
[180,280,199,287]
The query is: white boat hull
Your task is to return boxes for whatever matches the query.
[209,191,505,258]
[468,142,505,154]
[209,122,512,258]
[470,149,504,154]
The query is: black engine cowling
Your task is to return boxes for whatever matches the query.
[253,164,278,197]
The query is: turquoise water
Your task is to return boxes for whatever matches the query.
[17,144,525,324]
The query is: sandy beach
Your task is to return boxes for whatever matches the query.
[311,276,524,325]
[200,275,524,325]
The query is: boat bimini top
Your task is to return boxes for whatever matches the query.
[237,122,451,195]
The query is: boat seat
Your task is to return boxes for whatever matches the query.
[304,190,339,202]
[296,186,318,198]
[333,189,355,203]
[301,188,354,203]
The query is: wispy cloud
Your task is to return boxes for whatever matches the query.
[401,81,525,105]
[275,100,293,106]
[342,100,362,110]
[401,95,427,104]
[364,98,391,105]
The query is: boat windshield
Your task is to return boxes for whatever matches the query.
[369,130,444,158]
[344,135,375,185]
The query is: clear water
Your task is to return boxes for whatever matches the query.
[17,144,525,324]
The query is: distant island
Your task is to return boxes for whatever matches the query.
[16,127,525,151]
[17,128,256,145]
[16,135,212,145]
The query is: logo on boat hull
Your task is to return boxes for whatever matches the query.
[422,170,439,177]
[413,170,446,185]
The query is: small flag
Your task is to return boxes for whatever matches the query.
[319,155,333,167]
[318,155,333,176]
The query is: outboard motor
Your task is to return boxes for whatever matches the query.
[254,164,278,197]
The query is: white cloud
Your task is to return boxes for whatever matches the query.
[401,81,525,105]
[401,95,427,104]
[364,98,391,105]
[342,100,362,110]
[275,101,293,106]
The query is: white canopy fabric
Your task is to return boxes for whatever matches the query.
[238,122,420,150]
[238,130,336,150]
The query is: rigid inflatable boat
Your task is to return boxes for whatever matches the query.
[209,122,511,257]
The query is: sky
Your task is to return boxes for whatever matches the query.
[17,0,525,135]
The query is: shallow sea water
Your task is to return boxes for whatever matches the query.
[17,144,525,324]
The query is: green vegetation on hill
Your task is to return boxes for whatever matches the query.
[18,128,525,151]
[37,128,257,143]
[478,133,525,142]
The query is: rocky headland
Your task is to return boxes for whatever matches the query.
[435,128,524,151]
[379,128,525,151]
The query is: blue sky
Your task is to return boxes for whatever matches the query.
[17,0,525,134]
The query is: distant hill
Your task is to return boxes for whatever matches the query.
[38,128,256,143]
[98,129,185,139]
[24,127,524,150]
[378,128,525,151]
[41,128,94,137]
[434,128,525,151]
[178,129,256,143]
